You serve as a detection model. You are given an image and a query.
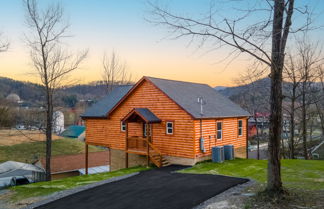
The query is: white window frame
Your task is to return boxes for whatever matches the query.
[121,121,126,132]
[216,122,222,140]
[238,120,243,136]
[166,121,174,135]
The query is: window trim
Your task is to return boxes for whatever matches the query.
[238,119,243,136]
[216,121,222,140]
[166,121,174,135]
[120,121,126,132]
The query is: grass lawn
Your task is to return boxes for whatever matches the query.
[181,159,324,190]
[10,166,149,201]
[0,138,103,163]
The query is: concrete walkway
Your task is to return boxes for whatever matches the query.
[36,165,248,209]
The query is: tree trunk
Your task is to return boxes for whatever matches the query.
[302,82,308,159]
[255,115,260,160]
[267,0,285,192]
[268,68,283,192]
[281,133,285,159]
[45,88,53,181]
[289,94,295,159]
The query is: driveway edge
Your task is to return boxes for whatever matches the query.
[23,172,140,209]
[192,179,256,209]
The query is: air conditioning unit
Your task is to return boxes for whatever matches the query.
[224,145,235,160]
[212,146,224,163]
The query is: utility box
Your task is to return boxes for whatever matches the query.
[200,137,206,153]
[212,146,224,163]
[224,145,235,160]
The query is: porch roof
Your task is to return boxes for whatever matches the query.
[122,108,161,123]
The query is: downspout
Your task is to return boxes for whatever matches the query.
[200,119,205,153]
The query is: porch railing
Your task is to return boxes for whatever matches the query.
[127,137,147,152]
[126,136,163,167]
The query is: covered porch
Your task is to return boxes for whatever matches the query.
[122,108,168,168]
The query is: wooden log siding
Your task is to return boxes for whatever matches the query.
[85,80,195,159]
[194,118,248,158]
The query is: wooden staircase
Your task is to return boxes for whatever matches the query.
[147,141,170,168]
[126,136,170,168]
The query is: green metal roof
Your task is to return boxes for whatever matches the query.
[61,125,85,138]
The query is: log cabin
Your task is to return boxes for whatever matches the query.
[81,77,250,171]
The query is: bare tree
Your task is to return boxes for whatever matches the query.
[316,65,324,136]
[24,0,87,181]
[235,67,269,160]
[283,54,303,159]
[102,51,132,93]
[0,33,9,52]
[148,0,308,193]
[295,38,322,159]
[0,100,15,128]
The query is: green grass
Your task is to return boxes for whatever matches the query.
[181,159,324,190]
[0,138,103,163]
[10,166,149,201]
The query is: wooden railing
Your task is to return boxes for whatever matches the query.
[126,136,163,167]
[127,137,147,152]
[147,141,163,168]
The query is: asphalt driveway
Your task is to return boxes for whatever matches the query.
[36,165,248,209]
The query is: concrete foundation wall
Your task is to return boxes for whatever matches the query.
[164,155,196,166]
[110,146,247,171]
[110,149,147,171]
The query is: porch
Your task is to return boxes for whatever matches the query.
[123,108,170,168]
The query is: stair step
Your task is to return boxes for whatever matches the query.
[162,162,171,167]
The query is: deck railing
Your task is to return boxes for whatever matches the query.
[126,136,163,167]
[127,136,147,152]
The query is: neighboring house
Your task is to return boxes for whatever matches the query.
[248,124,258,137]
[60,125,85,140]
[35,151,109,180]
[0,161,44,188]
[81,77,250,171]
[53,111,65,134]
[248,114,269,137]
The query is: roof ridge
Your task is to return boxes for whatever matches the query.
[144,76,210,86]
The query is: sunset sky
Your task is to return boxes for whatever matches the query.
[0,0,323,87]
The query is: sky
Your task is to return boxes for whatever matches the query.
[0,0,323,87]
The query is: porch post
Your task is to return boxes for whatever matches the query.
[125,121,129,168]
[147,122,150,167]
[85,143,88,175]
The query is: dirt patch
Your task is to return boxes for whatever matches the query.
[243,188,324,209]
[0,189,46,209]
[0,130,61,146]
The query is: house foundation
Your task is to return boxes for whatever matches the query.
[110,148,147,171]
[110,146,247,171]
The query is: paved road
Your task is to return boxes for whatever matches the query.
[36,165,248,209]
[249,149,268,159]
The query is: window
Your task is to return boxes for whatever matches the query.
[216,122,222,140]
[143,123,148,137]
[238,120,243,136]
[166,122,174,135]
[121,121,126,132]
